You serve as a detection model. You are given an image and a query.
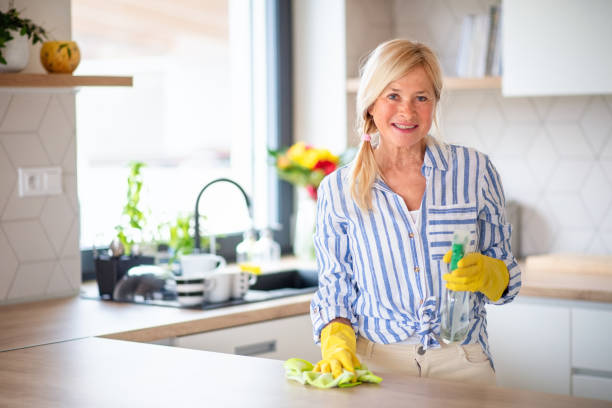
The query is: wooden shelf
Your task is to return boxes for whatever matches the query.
[443,76,501,90]
[0,73,133,88]
[346,76,501,93]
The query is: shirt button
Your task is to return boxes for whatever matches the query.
[409,233,414,238]
[313,306,319,313]
[414,266,420,273]
[419,299,423,305]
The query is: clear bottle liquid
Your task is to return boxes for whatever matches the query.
[440,230,471,344]
[254,228,281,263]
[236,229,258,263]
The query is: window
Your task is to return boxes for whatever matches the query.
[72,0,289,261]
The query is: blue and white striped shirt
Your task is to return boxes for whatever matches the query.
[310,138,521,364]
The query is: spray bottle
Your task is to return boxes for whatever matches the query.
[440,230,471,344]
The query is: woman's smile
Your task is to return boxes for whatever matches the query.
[392,122,418,131]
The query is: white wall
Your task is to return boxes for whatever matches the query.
[292,0,347,153]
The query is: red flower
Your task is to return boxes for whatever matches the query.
[306,185,318,201]
[313,160,337,175]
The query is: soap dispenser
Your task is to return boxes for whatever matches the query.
[236,228,258,263]
[254,228,281,264]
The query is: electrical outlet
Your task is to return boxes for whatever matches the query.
[18,167,63,197]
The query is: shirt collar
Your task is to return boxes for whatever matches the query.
[422,137,449,172]
[372,137,450,191]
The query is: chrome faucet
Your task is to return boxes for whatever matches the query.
[193,177,253,254]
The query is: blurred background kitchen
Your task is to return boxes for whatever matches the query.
[0,0,611,401]
[0,0,609,301]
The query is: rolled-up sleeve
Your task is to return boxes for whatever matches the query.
[310,173,358,344]
[477,156,522,305]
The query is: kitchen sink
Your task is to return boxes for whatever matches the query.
[80,268,319,311]
[250,269,319,291]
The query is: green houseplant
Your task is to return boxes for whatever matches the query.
[156,213,209,267]
[115,161,148,256]
[0,7,48,66]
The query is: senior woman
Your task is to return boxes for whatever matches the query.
[310,39,521,385]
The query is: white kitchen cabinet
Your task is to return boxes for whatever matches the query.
[486,299,571,395]
[572,374,612,402]
[487,297,612,402]
[174,314,321,362]
[503,0,612,96]
[572,307,612,372]
[570,306,612,402]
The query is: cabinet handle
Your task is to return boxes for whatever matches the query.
[235,340,276,356]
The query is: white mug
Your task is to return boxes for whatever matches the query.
[180,254,226,277]
[175,276,215,306]
[205,271,233,303]
[231,271,257,299]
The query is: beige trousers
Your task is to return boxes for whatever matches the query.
[356,337,496,386]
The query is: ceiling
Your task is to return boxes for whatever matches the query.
[71,0,229,57]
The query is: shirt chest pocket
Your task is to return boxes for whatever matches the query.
[426,204,478,262]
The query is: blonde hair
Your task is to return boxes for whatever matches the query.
[350,39,443,210]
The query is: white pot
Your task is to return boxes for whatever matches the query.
[0,30,30,73]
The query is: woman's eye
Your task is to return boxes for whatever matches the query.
[387,93,399,101]
[417,95,428,102]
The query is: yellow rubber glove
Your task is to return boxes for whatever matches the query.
[314,322,361,380]
[442,251,509,302]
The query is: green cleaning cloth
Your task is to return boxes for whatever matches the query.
[284,358,382,389]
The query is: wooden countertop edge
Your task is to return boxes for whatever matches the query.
[100,294,312,342]
[520,285,612,303]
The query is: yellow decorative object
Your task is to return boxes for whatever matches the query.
[40,41,80,74]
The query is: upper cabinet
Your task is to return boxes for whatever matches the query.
[502,0,612,97]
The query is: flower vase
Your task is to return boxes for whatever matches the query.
[293,188,317,261]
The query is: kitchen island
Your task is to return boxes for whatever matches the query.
[1,336,610,408]
[1,260,611,406]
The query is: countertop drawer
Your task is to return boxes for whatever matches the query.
[175,314,320,362]
[572,308,612,371]
[572,374,612,402]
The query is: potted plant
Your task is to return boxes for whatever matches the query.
[154,212,210,270]
[95,161,155,299]
[0,6,48,72]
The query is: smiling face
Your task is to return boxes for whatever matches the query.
[368,65,436,150]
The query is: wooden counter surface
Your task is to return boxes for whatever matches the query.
[0,293,311,352]
[1,337,609,408]
[520,259,612,303]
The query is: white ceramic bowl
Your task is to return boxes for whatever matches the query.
[177,292,204,306]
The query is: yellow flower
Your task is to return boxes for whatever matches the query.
[287,142,307,163]
[301,149,321,169]
[277,155,291,169]
[318,149,339,164]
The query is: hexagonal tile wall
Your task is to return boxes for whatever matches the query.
[38,96,74,165]
[0,91,80,303]
[0,228,18,300]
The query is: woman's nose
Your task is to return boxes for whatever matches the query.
[398,100,416,114]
